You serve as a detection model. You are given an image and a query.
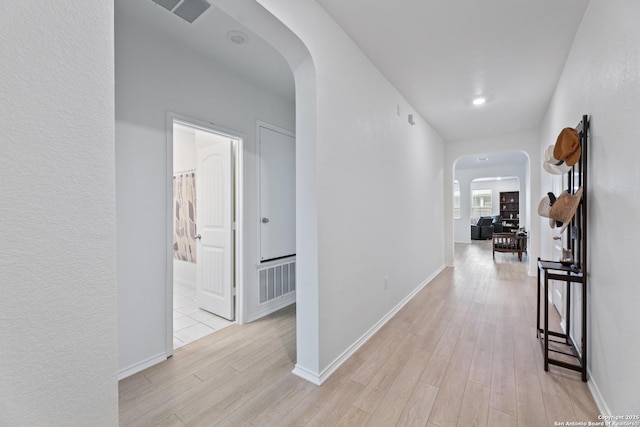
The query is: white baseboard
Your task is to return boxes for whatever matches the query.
[292,364,321,386]
[118,352,168,381]
[246,293,296,323]
[300,265,446,386]
[587,371,610,416]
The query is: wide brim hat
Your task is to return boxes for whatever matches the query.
[537,194,558,228]
[543,145,572,175]
[554,128,581,166]
[538,187,584,233]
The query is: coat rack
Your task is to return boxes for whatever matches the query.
[536,114,589,382]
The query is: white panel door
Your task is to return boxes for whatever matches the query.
[259,125,295,262]
[196,132,234,320]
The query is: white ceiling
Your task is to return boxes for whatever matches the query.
[116,0,590,143]
[455,151,528,170]
[114,0,295,102]
[315,0,590,141]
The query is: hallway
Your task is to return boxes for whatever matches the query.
[118,241,599,426]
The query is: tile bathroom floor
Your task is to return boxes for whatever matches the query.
[173,284,234,349]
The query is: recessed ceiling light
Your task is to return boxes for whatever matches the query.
[472,97,487,106]
[226,30,249,45]
[477,157,488,161]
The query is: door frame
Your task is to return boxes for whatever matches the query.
[165,111,244,356]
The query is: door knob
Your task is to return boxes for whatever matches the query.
[194,234,201,240]
[261,217,270,224]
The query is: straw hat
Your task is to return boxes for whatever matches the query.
[537,187,584,233]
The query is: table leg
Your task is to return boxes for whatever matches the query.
[566,278,571,345]
[536,260,541,338]
[544,271,549,371]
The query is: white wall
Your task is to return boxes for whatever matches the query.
[539,0,640,414]
[253,0,446,380]
[0,1,118,425]
[173,124,197,174]
[445,130,541,275]
[470,178,520,218]
[115,14,295,376]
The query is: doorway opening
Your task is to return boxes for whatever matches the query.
[452,151,529,248]
[168,115,243,352]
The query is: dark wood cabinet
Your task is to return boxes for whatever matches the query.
[499,191,519,231]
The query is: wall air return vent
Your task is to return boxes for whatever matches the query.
[258,260,296,305]
[150,0,211,24]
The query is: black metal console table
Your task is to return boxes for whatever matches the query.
[536,259,587,381]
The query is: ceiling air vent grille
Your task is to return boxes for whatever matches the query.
[150,0,211,24]
[150,0,180,11]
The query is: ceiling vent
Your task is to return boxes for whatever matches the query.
[150,0,211,23]
[151,0,180,10]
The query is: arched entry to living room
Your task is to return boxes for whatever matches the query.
[450,151,533,271]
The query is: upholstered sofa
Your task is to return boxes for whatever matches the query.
[471,216,494,240]
[491,215,504,233]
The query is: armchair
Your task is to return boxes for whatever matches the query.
[471,216,494,240]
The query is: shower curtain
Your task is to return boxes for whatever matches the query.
[173,172,196,262]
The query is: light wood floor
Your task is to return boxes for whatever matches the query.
[119,241,599,426]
